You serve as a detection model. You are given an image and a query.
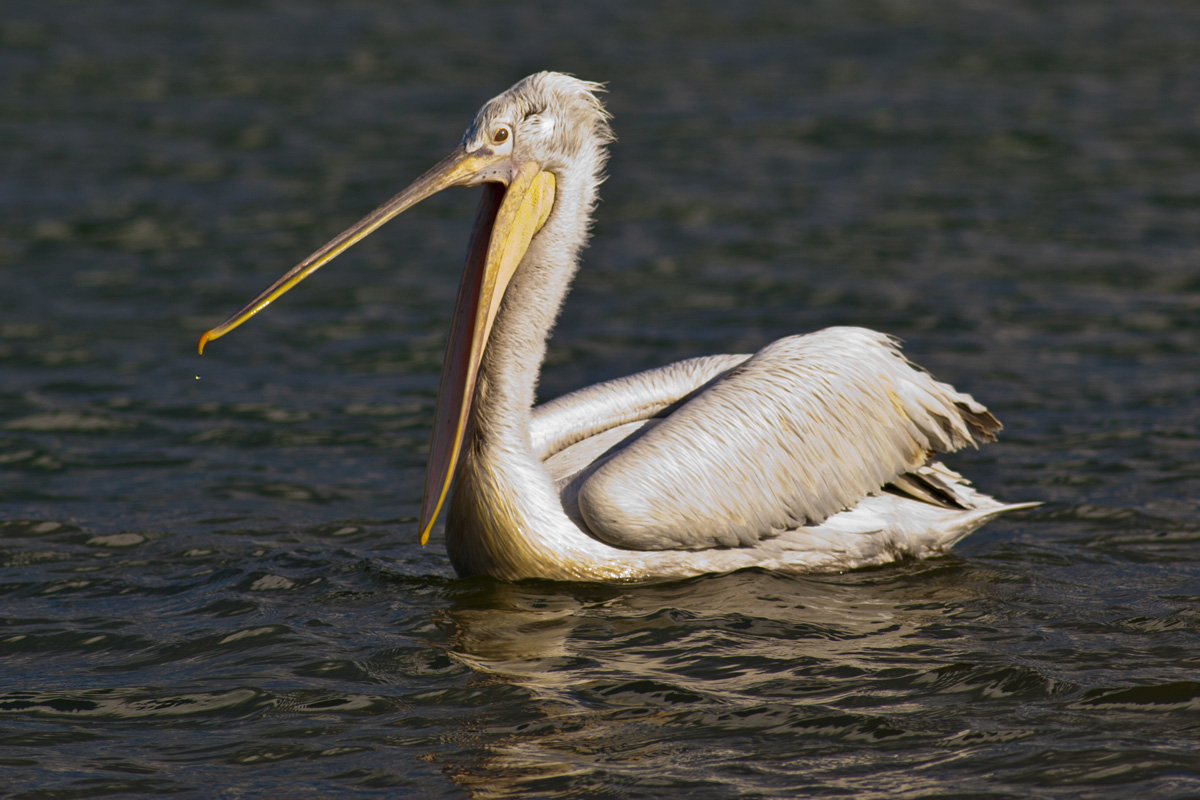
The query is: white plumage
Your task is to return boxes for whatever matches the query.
[200,72,1033,583]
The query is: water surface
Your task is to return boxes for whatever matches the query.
[3,1,1200,797]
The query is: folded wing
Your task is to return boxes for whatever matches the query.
[570,327,999,550]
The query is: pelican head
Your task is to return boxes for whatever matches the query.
[199,72,613,545]
[462,72,613,180]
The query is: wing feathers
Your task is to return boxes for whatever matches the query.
[575,327,999,551]
[530,353,750,460]
[885,470,967,509]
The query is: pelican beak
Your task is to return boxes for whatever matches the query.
[200,146,502,352]
[198,145,556,548]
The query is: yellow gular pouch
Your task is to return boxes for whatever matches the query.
[418,167,557,545]
[478,167,557,363]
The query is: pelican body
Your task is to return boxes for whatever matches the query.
[201,73,1031,582]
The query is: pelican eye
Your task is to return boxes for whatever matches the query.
[492,127,510,145]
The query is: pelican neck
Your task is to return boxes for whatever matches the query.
[469,156,602,452]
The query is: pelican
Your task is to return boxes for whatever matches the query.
[200,72,1031,582]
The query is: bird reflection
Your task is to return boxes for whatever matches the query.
[433,564,996,797]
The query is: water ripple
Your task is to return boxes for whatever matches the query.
[5,0,1200,797]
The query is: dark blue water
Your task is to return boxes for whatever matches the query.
[3,1,1200,797]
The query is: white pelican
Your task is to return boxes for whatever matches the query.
[200,72,1031,582]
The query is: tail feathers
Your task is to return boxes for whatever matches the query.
[889,461,1038,552]
[788,461,1038,569]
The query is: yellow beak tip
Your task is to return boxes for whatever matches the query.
[197,330,214,355]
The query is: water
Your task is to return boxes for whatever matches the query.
[3,1,1200,796]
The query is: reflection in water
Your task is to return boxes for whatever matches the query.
[437,566,1022,797]
[447,571,928,682]
[5,0,1200,795]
